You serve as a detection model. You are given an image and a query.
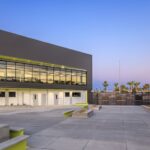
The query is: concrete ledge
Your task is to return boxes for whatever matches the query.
[89,105,102,111]
[0,124,9,142]
[64,110,74,117]
[0,135,29,150]
[72,109,94,118]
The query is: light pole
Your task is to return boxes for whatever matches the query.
[118,60,121,93]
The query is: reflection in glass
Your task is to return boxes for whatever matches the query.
[40,72,47,83]
[16,63,25,82]
[0,61,6,80]
[25,64,32,82]
[0,61,6,68]
[7,62,15,69]
[48,68,53,84]
[0,68,6,80]
[66,69,71,85]
[33,71,40,82]
[7,69,15,81]
[72,71,76,85]
[76,71,82,85]
[0,59,87,86]
[60,69,65,84]
[81,72,86,85]
[54,68,60,84]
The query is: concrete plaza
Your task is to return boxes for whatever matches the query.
[0,106,150,150]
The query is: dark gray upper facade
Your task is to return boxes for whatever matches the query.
[0,30,92,91]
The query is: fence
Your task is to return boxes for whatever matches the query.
[92,92,150,105]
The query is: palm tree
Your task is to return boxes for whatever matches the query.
[103,81,109,92]
[127,81,135,93]
[120,84,128,93]
[114,83,119,92]
[143,84,150,93]
[134,82,140,93]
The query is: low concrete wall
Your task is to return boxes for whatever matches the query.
[72,109,94,118]
[64,110,74,117]
[0,124,9,142]
[0,135,29,150]
[0,124,29,150]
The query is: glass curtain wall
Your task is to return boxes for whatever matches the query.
[48,68,54,84]
[25,64,32,82]
[54,68,60,84]
[66,69,71,85]
[60,69,66,84]
[33,65,40,82]
[40,66,47,83]
[7,62,16,81]
[0,60,87,86]
[0,61,6,81]
[16,63,25,82]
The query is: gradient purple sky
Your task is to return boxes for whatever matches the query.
[0,0,150,89]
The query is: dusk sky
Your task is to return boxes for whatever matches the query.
[0,0,150,89]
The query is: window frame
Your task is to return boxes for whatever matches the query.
[0,92,5,97]
[65,92,70,97]
[72,92,81,97]
[9,92,16,97]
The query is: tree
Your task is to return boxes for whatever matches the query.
[143,84,150,93]
[127,81,135,93]
[103,81,109,92]
[120,84,128,93]
[114,83,119,92]
[134,82,140,93]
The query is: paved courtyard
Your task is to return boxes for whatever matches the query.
[0,106,150,150]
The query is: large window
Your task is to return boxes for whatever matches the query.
[54,68,60,84]
[66,69,71,85]
[71,71,77,85]
[76,71,82,85]
[0,61,6,81]
[40,66,47,83]
[48,68,54,84]
[16,63,25,82]
[7,62,16,81]
[25,64,32,82]
[81,72,87,85]
[60,69,65,84]
[32,65,40,82]
[0,59,87,86]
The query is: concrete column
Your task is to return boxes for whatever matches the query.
[5,89,9,106]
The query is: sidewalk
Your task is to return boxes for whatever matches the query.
[28,106,150,150]
[0,105,76,115]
